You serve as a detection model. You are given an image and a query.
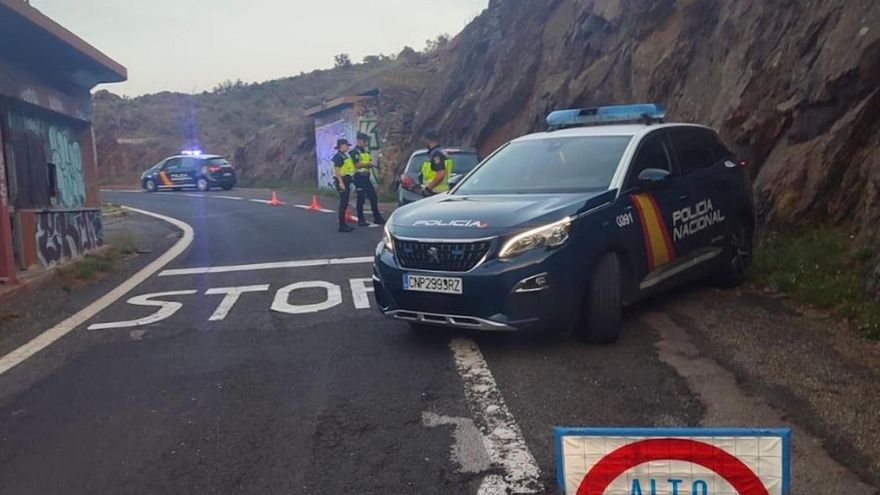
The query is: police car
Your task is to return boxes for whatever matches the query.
[397,148,480,205]
[373,104,754,343]
[141,151,237,192]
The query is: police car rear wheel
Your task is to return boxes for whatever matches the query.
[197,179,210,192]
[714,222,753,288]
[144,180,157,193]
[577,252,622,344]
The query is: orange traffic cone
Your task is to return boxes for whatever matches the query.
[268,191,285,206]
[307,194,323,211]
[345,207,358,223]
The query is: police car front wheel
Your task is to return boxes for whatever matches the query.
[576,252,623,344]
[144,179,157,193]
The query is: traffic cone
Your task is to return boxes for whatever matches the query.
[307,194,323,211]
[345,207,358,223]
[268,191,285,206]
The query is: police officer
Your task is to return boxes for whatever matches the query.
[420,129,453,196]
[351,132,385,226]
[332,138,356,233]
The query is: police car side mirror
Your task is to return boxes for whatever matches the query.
[637,168,672,188]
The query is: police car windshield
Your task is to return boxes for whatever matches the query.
[455,136,632,195]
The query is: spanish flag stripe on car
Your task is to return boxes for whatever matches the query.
[159,171,174,186]
[631,193,676,271]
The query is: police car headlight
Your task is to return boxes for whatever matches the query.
[382,224,395,252]
[499,217,572,258]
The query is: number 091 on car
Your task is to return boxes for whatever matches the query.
[403,274,463,295]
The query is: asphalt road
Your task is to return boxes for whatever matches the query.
[0,189,870,494]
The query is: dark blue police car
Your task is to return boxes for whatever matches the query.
[373,104,754,343]
[141,152,237,193]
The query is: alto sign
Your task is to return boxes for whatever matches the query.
[554,428,791,495]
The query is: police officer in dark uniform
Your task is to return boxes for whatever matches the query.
[420,129,453,196]
[351,132,385,226]
[332,138,356,233]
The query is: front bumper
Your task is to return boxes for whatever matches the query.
[373,244,583,332]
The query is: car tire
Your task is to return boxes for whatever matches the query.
[222,184,233,191]
[197,179,210,192]
[576,252,622,344]
[714,219,753,288]
[144,180,157,193]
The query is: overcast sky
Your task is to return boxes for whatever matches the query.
[31,0,488,96]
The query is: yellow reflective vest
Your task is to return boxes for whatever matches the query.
[421,150,454,192]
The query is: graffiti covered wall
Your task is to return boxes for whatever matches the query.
[311,98,382,190]
[35,209,102,267]
[315,119,348,190]
[6,108,85,207]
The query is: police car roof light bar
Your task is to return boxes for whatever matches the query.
[546,103,667,129]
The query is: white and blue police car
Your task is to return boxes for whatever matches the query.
[373,104,755,343]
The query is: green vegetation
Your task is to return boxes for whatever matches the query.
[57,233,140,286]
[750,226,880,339]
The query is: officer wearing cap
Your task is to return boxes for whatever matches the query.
[332,138,356,232]
[420,129,453,196]
[351,132,385,226]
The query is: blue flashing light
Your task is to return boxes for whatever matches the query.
[181,149,202,156]
[546,103,666,128]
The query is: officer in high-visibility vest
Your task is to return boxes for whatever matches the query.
[332,138,356,233]
[351,132,385,226]
[420,129,453,196]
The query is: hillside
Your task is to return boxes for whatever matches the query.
[95,0,879,251]
[93,59,399,183]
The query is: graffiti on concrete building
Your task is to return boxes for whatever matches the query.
[48,125,85,207]
[315,120,347,190]
[35,210,102,267]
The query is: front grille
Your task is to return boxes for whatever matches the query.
[395,238,492,272]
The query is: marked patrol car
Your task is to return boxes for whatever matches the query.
[141,151,237,193]
[373,104,754,343]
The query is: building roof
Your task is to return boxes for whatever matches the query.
[0,0,127,87]
[305,95,375,117]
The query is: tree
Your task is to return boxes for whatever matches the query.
[424,33,451,53]
[213,79,245,94]
[334,53,352,68]
[362,55,381,65]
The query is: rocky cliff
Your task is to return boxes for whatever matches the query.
[408,0,879,239]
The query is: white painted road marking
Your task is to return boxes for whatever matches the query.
[212,195,244,201]
[249,199,272,204]
[271,281,342,314]
[0,207,194,376]
[87,279,375,329]
[449,338,543,494]
[87,291,198,330]
[206,285,270,321]
[160,256,373,277]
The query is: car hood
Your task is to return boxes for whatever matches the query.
[390,190,614,238]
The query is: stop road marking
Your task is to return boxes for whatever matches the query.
[87,278,376,330]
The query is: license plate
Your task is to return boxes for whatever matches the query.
[223,173,232,177]
[403,274,462,294]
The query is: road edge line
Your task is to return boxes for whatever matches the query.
[0,206,195,377]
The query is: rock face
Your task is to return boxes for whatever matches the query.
[409,0,879,240]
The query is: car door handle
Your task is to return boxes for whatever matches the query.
[678,194,690,202]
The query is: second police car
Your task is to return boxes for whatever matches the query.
[373,104,754,343]
[141,151,237,193]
